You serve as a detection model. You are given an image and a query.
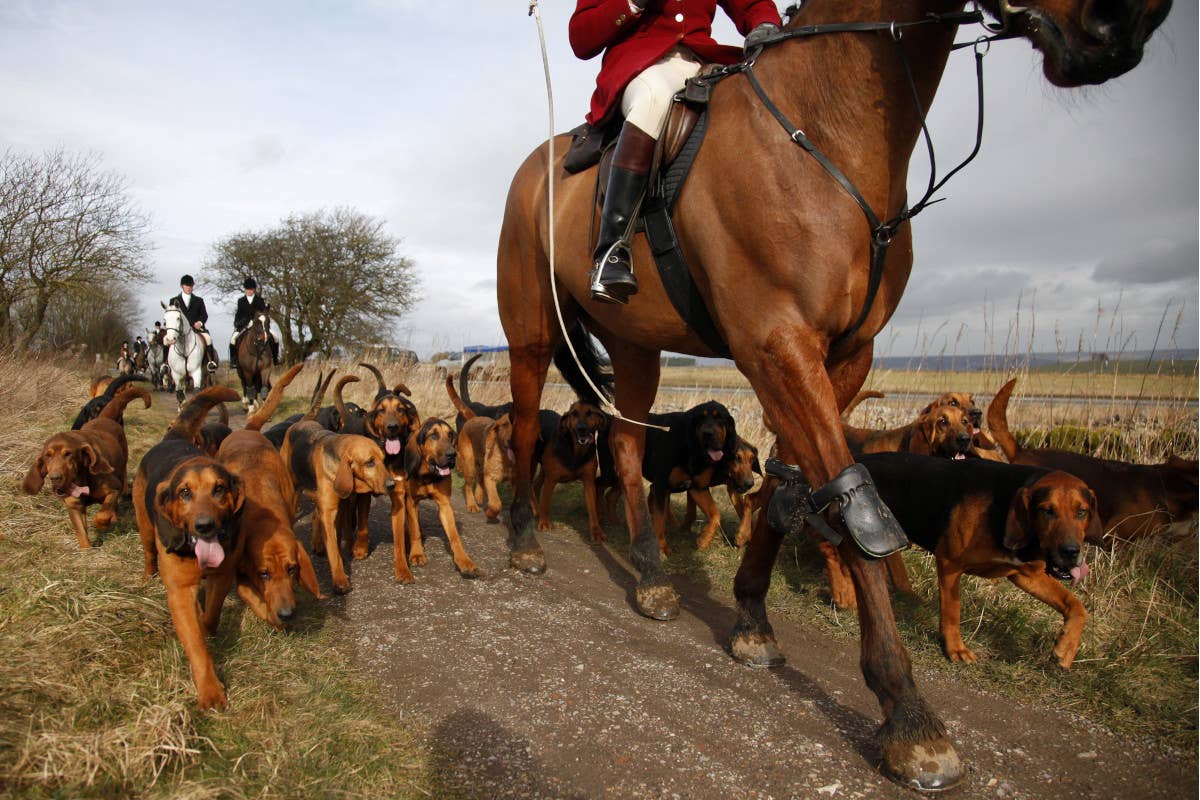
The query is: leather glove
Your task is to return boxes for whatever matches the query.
[743,22,779,53]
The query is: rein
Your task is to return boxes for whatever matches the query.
[741,5,1018,354]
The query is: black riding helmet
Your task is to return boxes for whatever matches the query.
[243,277,257,290]
[180,274,194,287]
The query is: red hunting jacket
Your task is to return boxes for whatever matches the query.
[570,0,782,125]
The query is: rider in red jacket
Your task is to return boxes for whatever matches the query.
[570,0,780,304]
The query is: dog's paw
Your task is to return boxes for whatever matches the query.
[408,552,428,567]
[944,642,977,664]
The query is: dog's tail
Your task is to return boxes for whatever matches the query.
[99,386,152,422]
[553,321,613,408]
[71,373,147,430]
[171,386,241,444]
[88,375,113,399]
[245,364,304,431]
[446,374,475,420]
[334,374,360,423]
[215,401,229,425]
[985,378,1020,461]
[357,362,389,399]
[303,370,337,420]
[841,390,885,421]
[458,353,483,408]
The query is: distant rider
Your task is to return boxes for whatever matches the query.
[168,274,220,372]
[229,276,280,365]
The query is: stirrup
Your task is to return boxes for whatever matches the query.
[589,243,638,305]
[206,361,218,373]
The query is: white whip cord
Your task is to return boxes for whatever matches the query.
[528,1,668,432]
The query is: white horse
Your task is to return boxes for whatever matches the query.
[161,302,205,409]
[145,329,167,390]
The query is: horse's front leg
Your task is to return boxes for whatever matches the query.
[733,327,962,792]
[606,341,677,620]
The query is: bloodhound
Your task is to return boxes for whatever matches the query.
[403,417,481,578]
[988,378,1198,541]
[23,383,151,548]
[281,371,394,594]
[132,386,245,709]
[447,353,512,432]
[354,364,422,582]
[860,452,1098,668]
[218,365,324,627]
[678,437,763,549]
[458,412,516,524]
[533,402,608,544]
[639,401,738,556]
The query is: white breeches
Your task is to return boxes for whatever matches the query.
[621,47,702,140]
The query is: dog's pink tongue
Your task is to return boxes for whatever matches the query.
[437,466,451,477]
[707,449,723,462]
[953,453,967,461]
[1070,559,1089,584]
[69,484,91,498]
[385,438,402,455]
[194,538,225,569]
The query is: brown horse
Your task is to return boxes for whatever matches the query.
[497,0,1169,790]
[235,313,273,414]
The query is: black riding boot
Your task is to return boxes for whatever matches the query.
[228,343,238,365]
[206,344,219,372]
[269,338,280,365]
[589,121,656,305]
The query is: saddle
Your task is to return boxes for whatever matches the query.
[564,66,731,358]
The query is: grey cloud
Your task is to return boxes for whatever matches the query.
[1092,237,1198,285]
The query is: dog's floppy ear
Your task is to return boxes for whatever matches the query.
[294,540,325,599]
[79,443,114,476]
[154,478,189,549]
[751,453,763,476]
[1003,486,1034,551]
[21,454,46,494]
[1083,487,1104,544]
[226,472,245,519]
[333,457,354,499]
[906,416,934,455]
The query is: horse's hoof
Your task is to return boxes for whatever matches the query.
[635,581,679,621]
[730,630,786,667]
[509,547,546,574]
[880,736,964,794]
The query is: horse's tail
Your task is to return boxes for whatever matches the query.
[334,375,361,421]
[553,321,613,408]
[99,386,152,423]
[171,386,241,444]
[446,374,475,420]
[985,378,1020,461]
[245,364,304,431]
[841,390,885,421]
[458,353,484,408]
[357,362,388,399]
[303,370,337,420]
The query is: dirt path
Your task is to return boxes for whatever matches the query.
[291,488,1192,800]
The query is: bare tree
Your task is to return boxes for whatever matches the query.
[206,208,421,362]
[0,149,151,348]
[35,280,141,357]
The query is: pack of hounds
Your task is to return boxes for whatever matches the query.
[23,360,1198,709]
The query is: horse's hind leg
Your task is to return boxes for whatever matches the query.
[732,329,961,791]
[606,342,678,620]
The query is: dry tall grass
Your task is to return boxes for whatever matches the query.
[0,351,432,798]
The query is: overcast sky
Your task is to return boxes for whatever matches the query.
[1,1,1194,360]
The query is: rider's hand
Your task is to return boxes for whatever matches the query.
[743,22,779,53]
[192,321,203,330]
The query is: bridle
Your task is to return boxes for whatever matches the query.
[162,306,197,360]
[732,2,1024,354]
